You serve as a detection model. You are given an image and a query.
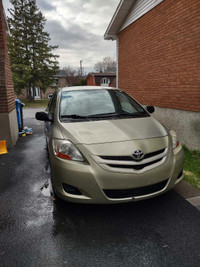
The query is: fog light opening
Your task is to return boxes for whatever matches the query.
[177,170,183,179]
[62,183,82,195]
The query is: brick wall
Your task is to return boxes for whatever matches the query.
[87,75,96,86]
[41,88,55,99]
[118,0,200,112]
[58,77,67,88]
[0,1,16,113]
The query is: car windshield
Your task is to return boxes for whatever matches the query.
[60,89,149,121]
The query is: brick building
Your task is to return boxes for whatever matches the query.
[87,73,116,87]
[18,70,68,100]
[0,0,18,147]
[105,0,200,150]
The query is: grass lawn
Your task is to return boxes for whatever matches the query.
[183,146,200,189]
[22,99,49,108]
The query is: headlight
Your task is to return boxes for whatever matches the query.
[170,130,180,149]
[52,139,84,161]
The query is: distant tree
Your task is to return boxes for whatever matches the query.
[64,66,84,86]
[7,0,59,100]
[79,78,87,86]
[94,57,116,73]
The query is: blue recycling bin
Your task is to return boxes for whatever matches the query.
[15,99,24,132]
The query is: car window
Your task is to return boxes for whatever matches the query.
[115,91,144,113]
[60,89,148,121]
[60,90,115,117]
[116,92,137,113]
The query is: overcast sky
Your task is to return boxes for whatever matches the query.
[3,0,118,73]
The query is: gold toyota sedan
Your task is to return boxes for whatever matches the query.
[36,86,184,204]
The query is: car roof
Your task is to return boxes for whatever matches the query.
[61,86,117,92]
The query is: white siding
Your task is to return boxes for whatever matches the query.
[120,0,163,31]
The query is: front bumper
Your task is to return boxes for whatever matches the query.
[50,138,184,204]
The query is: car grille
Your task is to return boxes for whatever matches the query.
[108,158,163,171]
[91,147,168,174]
[103,179,168,199]
[100,148,165,162]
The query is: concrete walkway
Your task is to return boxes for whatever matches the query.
[175,181,200,211]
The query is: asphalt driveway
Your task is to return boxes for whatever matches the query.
[0,108,200,267]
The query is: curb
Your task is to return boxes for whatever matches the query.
[175,180,200,211]
[186,196,200,211]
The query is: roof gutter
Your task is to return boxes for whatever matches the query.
[2,5,10,35]
[104,0,136,40]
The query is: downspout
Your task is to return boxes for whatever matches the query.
[116,37,119,88]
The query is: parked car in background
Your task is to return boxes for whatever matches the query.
[36,86,184,204]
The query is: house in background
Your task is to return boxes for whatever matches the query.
[18,69,68,100]
[41,69,68,99]
[54,69,68,88]
[87,73,116,87]
[104,0,200,150]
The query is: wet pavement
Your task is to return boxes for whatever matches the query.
[0,108,200,267]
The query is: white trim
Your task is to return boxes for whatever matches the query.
[3,8,10,35]
[104,0,163,40]
[101,77,110,87]
[121,0,163,31]
[104,0,134,40]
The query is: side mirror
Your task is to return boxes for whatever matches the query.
[35,112,53,122]
[146,106,155,114]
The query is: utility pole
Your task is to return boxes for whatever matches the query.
[80,60,83,77]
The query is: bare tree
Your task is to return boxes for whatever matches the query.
[94,57,116,73]
[64,66,85,86]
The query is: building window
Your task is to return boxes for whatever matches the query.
[31,87,40,99]
[101,77,110,87]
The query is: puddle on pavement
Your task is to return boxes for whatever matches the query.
[41,162,54,197]
[41,161,51,196]
[41,179,53,197]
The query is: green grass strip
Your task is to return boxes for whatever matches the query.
[183,146,200,189]
[22,99,49,108]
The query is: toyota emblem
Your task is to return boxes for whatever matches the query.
[132,150,144,160]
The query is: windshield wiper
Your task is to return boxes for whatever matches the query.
[117,112,146,117]
[87,112,118,118]
[61,111,147,120]
[87,112,146,118]
[61,113,119,119]
[61,114,88,119]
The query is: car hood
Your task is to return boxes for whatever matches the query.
[59,117,168,145]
